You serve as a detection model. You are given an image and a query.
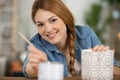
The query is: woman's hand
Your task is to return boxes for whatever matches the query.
[92,45,109,51]
[92,45,120,76]
[28,45,47,70]
[26,45,47,77]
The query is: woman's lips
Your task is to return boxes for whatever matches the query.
[47,32,57,38]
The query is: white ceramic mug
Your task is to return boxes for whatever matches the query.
[38,61,64,80]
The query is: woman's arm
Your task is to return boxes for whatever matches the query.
[88,26,120,76]
[92,45,120,76]
[26,62,38,78]
[25,45,48,78]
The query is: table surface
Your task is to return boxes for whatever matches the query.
[0,77,81,80]
[0,76,120,80]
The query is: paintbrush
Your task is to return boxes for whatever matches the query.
[18,32,46,59]
[18,32,32,45]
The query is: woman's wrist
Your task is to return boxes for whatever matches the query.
[26,63,38,78]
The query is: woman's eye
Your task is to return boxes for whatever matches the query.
[50,19,57,23]
[37,23,44,27]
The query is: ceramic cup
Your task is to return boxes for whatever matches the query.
[81,49,114,80]
[38,61,64,80]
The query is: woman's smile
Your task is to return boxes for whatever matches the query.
[46,31,58,39]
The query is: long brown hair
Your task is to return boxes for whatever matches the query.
[32,0,76,76]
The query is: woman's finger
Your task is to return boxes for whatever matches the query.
[92,45,110,51]
[96,45,105,51]
[102,46,109,51]
[92,45,100,51]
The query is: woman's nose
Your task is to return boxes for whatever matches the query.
[45,24,53,32]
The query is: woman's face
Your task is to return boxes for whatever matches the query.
[34,9,67,45]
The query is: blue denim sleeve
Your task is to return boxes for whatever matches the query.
[88,25,101,47]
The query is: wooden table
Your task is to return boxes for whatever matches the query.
[0,77,81,80]
[0,76,120,80]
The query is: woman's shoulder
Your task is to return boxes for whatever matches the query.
[75,25,92,39]
[30,33,43,46]
[30,33,40,42]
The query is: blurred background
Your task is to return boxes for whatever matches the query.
[0,0,120,77]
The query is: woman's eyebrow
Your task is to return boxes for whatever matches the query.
[48,16,57,21]
[36,21,43,24]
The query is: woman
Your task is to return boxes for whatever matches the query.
[23,0,120,78]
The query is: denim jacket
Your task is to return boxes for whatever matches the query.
[23,25,120,77]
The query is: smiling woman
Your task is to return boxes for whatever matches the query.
[23,0,120,78]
